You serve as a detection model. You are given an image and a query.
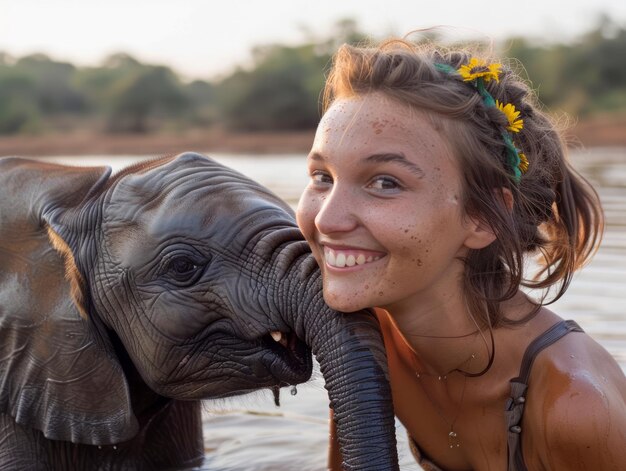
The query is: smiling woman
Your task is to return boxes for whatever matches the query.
[296,39,626,471]
[299,95,469,315]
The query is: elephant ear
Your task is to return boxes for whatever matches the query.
[0,157,138,444]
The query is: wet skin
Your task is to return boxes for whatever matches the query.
[296,93,626,470]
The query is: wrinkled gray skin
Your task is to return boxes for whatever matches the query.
[0,153,398,471]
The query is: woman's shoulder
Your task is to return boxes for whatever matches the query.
[527,319,625,394]
[523,320,626,469]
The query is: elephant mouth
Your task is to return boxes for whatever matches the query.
[259,330,312,384]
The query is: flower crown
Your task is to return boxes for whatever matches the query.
[435,58,528,182]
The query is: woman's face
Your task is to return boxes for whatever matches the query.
[296,93,485,314]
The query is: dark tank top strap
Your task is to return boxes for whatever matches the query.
[505,320,584,471]
[514,320,584,385]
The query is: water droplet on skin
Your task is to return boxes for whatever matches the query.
[291,386,298,396]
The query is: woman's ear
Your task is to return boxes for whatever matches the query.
[462,187,513,250]
[462,216,497,250]
[498,187,515,212]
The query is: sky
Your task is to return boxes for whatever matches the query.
[1,0,625,80]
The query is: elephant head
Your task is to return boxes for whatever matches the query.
[0,153,398,470]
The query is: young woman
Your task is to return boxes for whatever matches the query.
[296,39,626,470]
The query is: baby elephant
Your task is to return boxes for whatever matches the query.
[0,153,398,470]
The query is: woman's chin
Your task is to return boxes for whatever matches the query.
[323,291,369,314]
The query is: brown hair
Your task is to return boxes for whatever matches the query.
[322,40,604,328]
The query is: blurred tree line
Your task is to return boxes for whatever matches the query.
[0,18,624,136]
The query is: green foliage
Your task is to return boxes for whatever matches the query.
[0,69,40,133]
[14,54,87,115]
[0,19,625,135]
[106,66,187,133]
[184,80,217,126]
[505,21,626,116]
[217,43,328,131]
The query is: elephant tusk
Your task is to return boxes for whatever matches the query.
[270,330,290,348]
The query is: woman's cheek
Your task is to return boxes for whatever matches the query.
[297,193,327,270]
[296,191,317,240]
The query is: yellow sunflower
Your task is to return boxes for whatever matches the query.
[457,58,502,83]
[496,100,523,133]
[518,153,529,173]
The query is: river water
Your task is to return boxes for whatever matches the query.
[37,148,626,470]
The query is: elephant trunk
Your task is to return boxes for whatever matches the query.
[269,231,399,470]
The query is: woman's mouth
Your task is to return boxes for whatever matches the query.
[323,246,384,268]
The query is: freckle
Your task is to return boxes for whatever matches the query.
[404,229,409,233]
[378,291,384,296]
[375,129,382,134]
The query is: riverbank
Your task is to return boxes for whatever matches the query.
[0,116,625,157]
[0,129,315,157]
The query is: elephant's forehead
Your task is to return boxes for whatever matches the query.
[101,162,294,257]
[106,163,288,218]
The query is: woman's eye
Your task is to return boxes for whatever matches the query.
[310,171,333,185]
[367,176,402,191]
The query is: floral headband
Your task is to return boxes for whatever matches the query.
[435,58,528,182]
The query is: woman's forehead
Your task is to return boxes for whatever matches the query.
[314,93,450,158]
[322,93,413,128]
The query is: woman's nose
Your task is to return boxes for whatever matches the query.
[314,185,358,235]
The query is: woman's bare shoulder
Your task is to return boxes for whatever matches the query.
[525,330,626,469]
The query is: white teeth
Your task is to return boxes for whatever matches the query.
[326,250,336,266]
[335,252,346,268]
[324,248,383,268]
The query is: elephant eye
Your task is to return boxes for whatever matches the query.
[165,256,201,284]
